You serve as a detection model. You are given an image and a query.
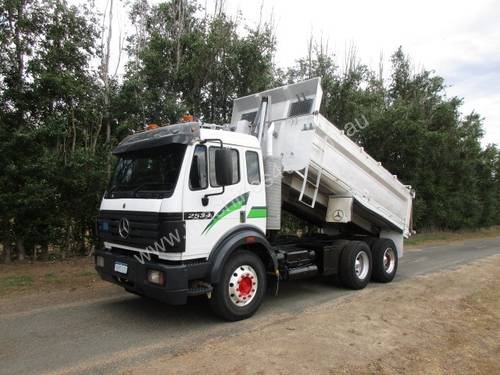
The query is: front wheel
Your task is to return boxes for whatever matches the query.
[209,250,266,321]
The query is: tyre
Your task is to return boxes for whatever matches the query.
[371,238,398,283]
[339,241,372,290]
[359,236,377,248]
[209,250,266,321]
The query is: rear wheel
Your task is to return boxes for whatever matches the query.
[339,241,372,290]
[371,238,398,283]
[209,250,266,321]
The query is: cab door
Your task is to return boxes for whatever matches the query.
[182,142,246,260]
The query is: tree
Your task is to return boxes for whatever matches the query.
[0,0,50,261]
[0,0,104,261]
[286,44,497,230]
[0,0,498,262]
[121,0,276,126]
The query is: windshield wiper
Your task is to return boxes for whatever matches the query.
[132,183,170,197]
[108,184,128,195]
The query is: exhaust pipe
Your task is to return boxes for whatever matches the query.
[264,122,281,231]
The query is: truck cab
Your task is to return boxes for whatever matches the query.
[96,123,275,319]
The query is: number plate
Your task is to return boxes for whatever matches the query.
[114,262,128,274]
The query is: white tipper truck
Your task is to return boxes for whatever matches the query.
[95,78,414,321]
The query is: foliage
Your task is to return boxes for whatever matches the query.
[0,0,498,262]
[0,0,106,259]
[121,0,276,126]
[286,44,500,230]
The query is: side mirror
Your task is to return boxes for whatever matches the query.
[214,148,234,186]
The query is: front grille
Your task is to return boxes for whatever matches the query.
[98,210,185,252]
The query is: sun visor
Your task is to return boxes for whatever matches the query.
[113,122,201,155]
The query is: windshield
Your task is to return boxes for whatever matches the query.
[107,144,187,199]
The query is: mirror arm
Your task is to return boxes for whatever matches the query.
[200,138,227,206]
[202,186,225,206]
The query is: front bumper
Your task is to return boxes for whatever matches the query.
[95,249,205,305]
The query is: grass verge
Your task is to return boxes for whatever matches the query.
[405,225,500,247]
[0,257,103,298]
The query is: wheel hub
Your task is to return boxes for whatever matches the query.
[238,276,253,296]
[228,265,258,307]
[383,248,396,273]
[354,251,369,280]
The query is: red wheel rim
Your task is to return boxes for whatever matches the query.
[228,265,258,306]
[238,276,253,296]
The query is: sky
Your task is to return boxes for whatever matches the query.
[96,0,500,146]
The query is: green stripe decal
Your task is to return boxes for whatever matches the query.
[247,207,267,219]
[202,192,250,234]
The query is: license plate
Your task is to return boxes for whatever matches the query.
[114,262,128,274]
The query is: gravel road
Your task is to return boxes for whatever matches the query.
[0,237,498,375]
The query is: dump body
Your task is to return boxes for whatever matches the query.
[274,113,414,235]
[231,78,414,253]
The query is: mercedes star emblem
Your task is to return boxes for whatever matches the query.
[333,209,344,221]
[118,217,130,239]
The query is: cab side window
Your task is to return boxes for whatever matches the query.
[209,147,240,187]
[189,145,208,190]
[246,151,261,185]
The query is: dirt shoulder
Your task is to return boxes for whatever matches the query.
[124,254,500,375]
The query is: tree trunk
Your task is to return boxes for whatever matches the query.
[175,0,185,73]
[14,0,26,128]
[100,0,114,176]
[40,243,49,261]
[16,237,26,261]
[71,106,76,153]
[103,0,113,146]
[3,241,12,264]
[62,223,72,260]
